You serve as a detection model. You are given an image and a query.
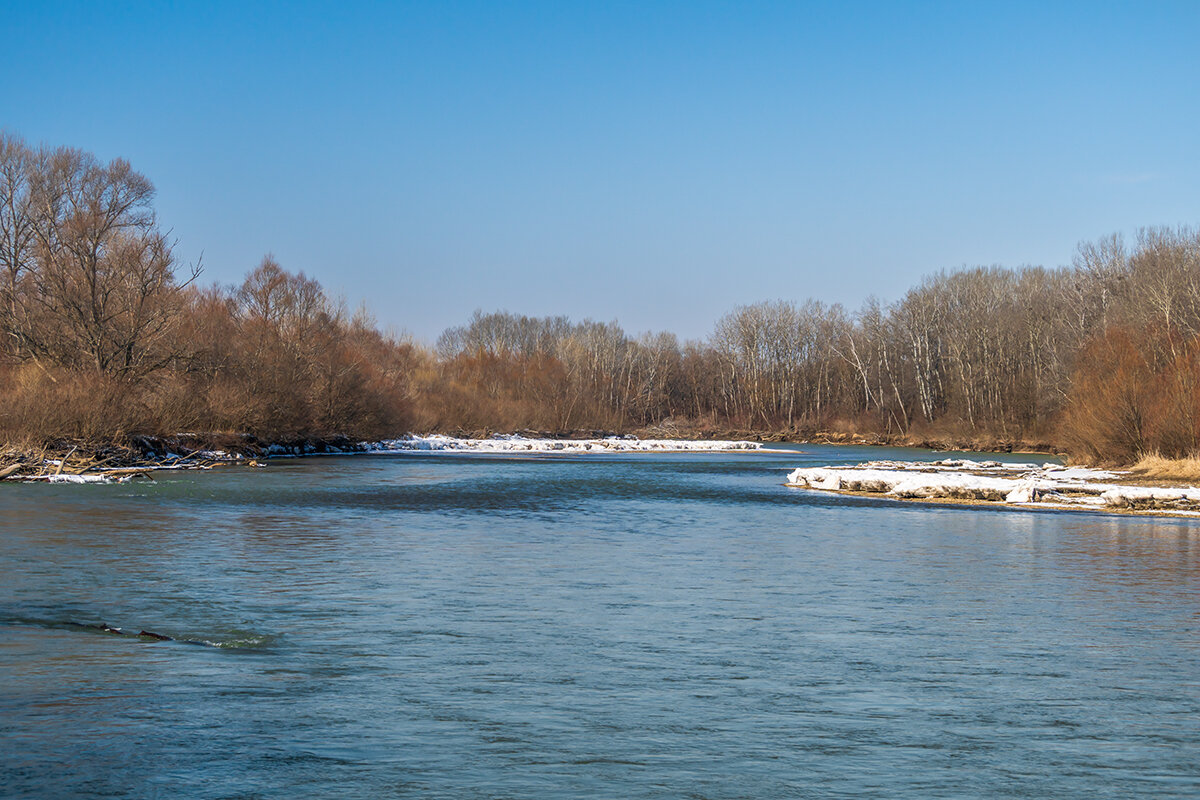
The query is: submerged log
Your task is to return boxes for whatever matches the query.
[87,623,173,641]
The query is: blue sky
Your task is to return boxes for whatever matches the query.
[3,1,1198,342]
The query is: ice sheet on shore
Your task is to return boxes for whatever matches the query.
[23,473,134,484]
[363,434,762,454]
[786,459,1200,512]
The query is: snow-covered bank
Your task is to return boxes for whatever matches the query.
[361,434,763,454]
[3,434,764,484]
[786,459,1200,514]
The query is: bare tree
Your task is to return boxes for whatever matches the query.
[20,143,197,375]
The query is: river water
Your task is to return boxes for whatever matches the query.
[1,444,1198,798]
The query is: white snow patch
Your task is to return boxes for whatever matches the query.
[786,459,1200,513]
[26,473,133,485]
[363,434,762,454]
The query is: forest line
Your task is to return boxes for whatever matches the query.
[2,132,1198,464]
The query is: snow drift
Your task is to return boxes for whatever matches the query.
[786,458,1200,513]
[363,434,762,454]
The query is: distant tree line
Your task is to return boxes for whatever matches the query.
[2,133,1198,463]
[423,229,1200,463]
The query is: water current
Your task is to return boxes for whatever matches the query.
[1,444,1198,798]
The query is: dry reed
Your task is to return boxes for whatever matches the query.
[1131,452,1200,482]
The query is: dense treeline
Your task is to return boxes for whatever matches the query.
[2,133,1198,463]
[0,133,417,442]
[426,229,1200,464]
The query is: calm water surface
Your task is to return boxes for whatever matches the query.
[1,444,1198,798]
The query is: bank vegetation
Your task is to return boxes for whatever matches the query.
[2,133,1198,466]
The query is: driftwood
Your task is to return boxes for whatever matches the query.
[67,455,105,474]
[0,435,271,483]
[54,446,77,476]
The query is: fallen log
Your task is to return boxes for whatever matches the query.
[55,446,78,476]
[93,467,155,479]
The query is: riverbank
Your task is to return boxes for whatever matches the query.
[0,435,261,483]
[0,416,1068,484]
[0,432,766,482]
[627,420,1062,456]
[786,458,1200,518]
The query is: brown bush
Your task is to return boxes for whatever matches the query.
[0,365,143,444]
[1059,327,1158,463]
[1058,325,1200,464]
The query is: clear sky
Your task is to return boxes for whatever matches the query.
[3,1,1198,342]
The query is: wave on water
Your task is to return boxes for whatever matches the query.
[360,434,763,454]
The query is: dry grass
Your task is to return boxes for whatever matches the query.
[1130,452,1200,482]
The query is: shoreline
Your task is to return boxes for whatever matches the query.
[628,425,1063,457]
[0,432,770,483]
[786,459,1200,519]
[0,423,1066,479]
[790,485,1200,519]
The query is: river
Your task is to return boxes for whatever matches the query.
[2,444,1198,798]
